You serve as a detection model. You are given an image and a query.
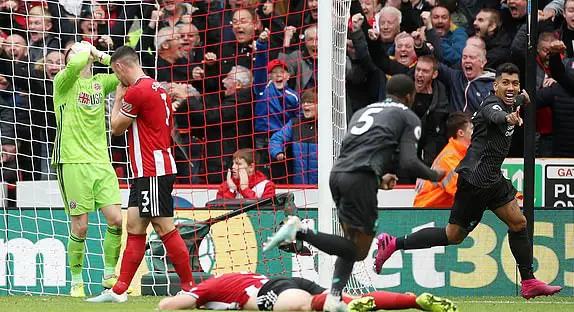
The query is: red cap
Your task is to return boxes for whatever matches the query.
[267,59,288,73]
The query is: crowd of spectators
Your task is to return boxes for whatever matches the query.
[0,0,317,187]
[0,0,573,191]
[345,0,574,182]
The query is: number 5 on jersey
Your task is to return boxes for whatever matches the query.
[350,107,384,135]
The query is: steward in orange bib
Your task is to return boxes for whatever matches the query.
[414,112,472,208]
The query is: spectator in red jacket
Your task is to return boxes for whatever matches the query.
[217,148,276,200]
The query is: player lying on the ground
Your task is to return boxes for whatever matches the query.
[374,63,562,300]
[157,272,457,312]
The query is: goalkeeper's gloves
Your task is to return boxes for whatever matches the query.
[90,45,109,64]
[92,48,108,64]
[70,41,91,54]
[77,40,108,63]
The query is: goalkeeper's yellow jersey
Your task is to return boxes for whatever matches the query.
[51,51,119,165]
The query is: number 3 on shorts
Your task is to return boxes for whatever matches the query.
[141,190,150,213]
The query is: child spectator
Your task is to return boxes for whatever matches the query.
[253,28,299,183]
[269,89,318,184]
[217,148,276,199]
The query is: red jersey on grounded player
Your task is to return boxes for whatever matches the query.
[190,272,269,310]
[120,76,177,178]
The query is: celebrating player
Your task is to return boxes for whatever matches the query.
[53,41,123,297]
[263,74,446,311]
[87,46,194,303]
[157,273,457,312]
[374,63,562,299]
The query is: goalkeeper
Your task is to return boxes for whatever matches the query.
[53,41,123,297]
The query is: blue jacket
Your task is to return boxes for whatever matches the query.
[269,117,318,184]
[439,26,467,67]
[253,41,300,134]
[438,63,495,113]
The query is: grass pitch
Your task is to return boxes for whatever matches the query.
[0,295,573,312]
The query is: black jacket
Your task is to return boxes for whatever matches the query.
[348,30,387,108]
[204,41,257,93]
[0,96,16,146]
[557,21,574,58]
[416,80,450,166]
[484,28,512,70]
[29,34,63,62]
[203,88,254,183]
[535,54,574,157]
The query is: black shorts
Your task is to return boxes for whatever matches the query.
[330,171,379,235]
[256,277,326,311]
[449,177,517,232]
[128,174,176,218]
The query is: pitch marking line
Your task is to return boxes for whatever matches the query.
[457,300,574,305]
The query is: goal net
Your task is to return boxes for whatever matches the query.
[0,0,376,296]
[320,0,377,295]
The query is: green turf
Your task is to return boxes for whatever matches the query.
[0,296,572,312]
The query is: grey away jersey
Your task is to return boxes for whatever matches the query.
[332,99,437,181]
[456,94,515,187]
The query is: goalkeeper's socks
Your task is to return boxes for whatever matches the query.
[364,291,419,310]
[296,230,357,261]
[396,227,449,250]
[161,229,194,292]
[112,233,146,295]
[103,225,122,277]
[68,233,86,285]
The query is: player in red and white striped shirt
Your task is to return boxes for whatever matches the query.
[87,46,193,303]
[117,73,176,177]
[159,272,270,310]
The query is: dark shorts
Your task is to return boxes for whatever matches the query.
[449,177,517,232]
[329,171,379,235]
[256,277,326,311]
[128,174,176,218]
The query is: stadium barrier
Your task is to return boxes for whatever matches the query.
[1,158,573,296]
[1,204,572,296]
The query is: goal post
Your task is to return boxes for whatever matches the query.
[316,0,335,288]
[317,0,377,294]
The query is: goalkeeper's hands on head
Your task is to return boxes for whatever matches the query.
[70,41,92,54]
[78,40,108,63]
